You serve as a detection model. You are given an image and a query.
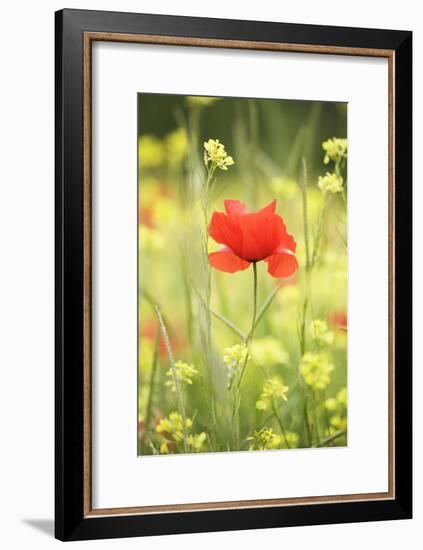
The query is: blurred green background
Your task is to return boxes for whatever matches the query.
[138,94,347,180]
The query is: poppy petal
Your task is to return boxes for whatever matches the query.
[258,199,277,215]
[224,200,248,216]
[265,249,299,278]
[238,211,283,261]
[277,224,297,253]
[209,212,243,255]
[208,247,251,273]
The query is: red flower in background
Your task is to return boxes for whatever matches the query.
[208,199,298,278]
[329,311,348,332]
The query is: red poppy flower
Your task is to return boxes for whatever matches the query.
[208,199,298,278]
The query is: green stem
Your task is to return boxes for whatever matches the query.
[201,162,219,450]
[313,429,346,448]
[154,305,189,453]
[299,157,313,447]
[232,262,258,450]
[245,281,283,341]
[300,157,311,271]
[310,389,321,444]
[238,262,258,387]
[191,282,246,341]
[311,194,330,268]
[272,400,290,449]
[322,389,332,439]
[143,325,160,450]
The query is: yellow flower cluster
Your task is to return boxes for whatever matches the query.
[318,172,343,194]
[247,427,299,450]
[247,427,281,450]
[165,361,198,392]
[299,352,334,390]
[223,344,248,387]
[322,137,348,165]
[250,337,289,368]
[256,376,289,410]
[156,412,192,443]
[310,319,334,346]
[324,387,347,431]
[187,432,207,451]
[204,139,235,171]
[156,412,207,454]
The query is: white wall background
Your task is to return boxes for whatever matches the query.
[0,1,418,548]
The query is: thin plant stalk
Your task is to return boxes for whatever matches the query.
[238,262,258,387]
[271,400,291,449]
[245,280,284,340]
[322,389,332,440]
[143,324,160,451]
[298,157,313,446]
[200,162,219,448]
[311,194,330,268]
[313,429,346,448]
[154,305,189,453]
[187,108,219,450]
[310,389,321,444]
[232,262,258,449]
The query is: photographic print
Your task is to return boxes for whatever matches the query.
[138,93,348,456]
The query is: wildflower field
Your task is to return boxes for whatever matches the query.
[138,94,348,455]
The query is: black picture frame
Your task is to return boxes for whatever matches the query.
[55,8,412,541]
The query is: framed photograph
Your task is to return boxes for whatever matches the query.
[55,9,412,541]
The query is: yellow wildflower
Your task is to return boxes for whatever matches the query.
[187,432,207,452]
[318,172,343,194]
[310,319,334,346]
[299,352,334,390]
[165,361,198,392]
[223,344,248,387]
[203,139,235,171]
[156,412,192,443]
[159,441,169,454]
[322,137,347,165]
[256,377,289,410]
[247,427,281,451]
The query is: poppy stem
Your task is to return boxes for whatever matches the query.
[232,263,259,449]
[238,262,258,387]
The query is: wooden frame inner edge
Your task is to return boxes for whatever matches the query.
[82,31,395,518]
